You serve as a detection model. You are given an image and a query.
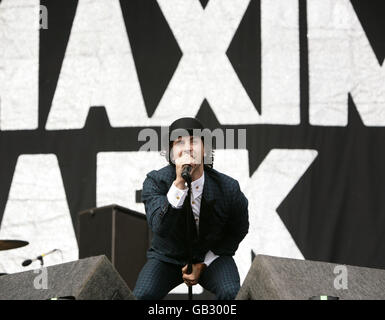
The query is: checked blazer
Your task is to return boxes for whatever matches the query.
[141,164,249,265]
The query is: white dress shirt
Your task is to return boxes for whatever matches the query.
[167,172,219,267]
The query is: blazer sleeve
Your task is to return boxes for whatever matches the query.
[141,171,183,236]
[213,181,249,256]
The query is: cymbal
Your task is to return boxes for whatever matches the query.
[0,240,29,251]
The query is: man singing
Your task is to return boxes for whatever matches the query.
[133,117,249,300]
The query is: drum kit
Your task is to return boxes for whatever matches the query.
[0,239,29,277]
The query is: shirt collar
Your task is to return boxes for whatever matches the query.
[191,171,204,199]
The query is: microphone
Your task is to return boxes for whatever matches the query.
[22,249,60,267]
[181,165,192,182]
[22,259,33,267]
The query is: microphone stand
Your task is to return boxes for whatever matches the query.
[183,171,194,301]
[21,249,63,267]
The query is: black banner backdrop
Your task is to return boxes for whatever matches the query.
[1,0,385,279]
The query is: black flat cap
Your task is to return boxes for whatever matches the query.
[169,117,205,141]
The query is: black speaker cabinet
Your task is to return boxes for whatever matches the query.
[78,204,151,290]
[236,255,385,300]
[0,255,135,300]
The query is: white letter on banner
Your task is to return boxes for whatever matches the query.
[152,0,299,125]
[0,0,39,130]
[309,0,385,126]
[234,149,318,283]
[45,0,147,130]
[0,155,78,274]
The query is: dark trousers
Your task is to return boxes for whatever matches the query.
[133,256,240,300]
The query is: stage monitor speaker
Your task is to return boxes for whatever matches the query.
[236,255,385,300]
[78,204,150,290]
[0,255,135,300]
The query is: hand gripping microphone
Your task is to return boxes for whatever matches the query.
[181,165,192,183]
